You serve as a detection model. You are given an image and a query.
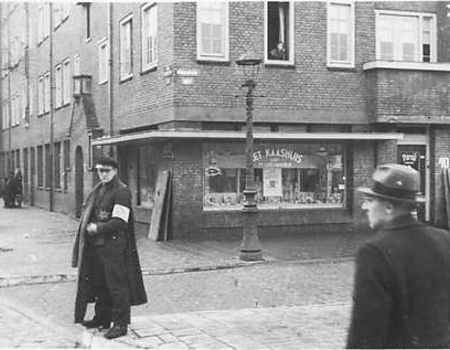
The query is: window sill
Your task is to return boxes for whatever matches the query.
[119,75,133,84]
[140,64,158,76]
[203,203,344,212]
[265,62,295,69]
[98,80,108,85]
[196,59,230,66]
[327,64,356,72]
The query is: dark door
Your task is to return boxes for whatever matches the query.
[75,146,84,218]
[397,145,426,221]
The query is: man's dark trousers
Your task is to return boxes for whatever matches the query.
[85,242,130,325]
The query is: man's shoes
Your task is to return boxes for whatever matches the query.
[104,324,127,339]
[81,318,111,329]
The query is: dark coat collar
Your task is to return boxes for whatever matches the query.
[383,213,423,231]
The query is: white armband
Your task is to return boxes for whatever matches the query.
[112,204,130,222]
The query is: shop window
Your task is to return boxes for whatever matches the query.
[54,142,61,189]
[265,1,294,64]
[203,142,346,210]
[137,145,156,207]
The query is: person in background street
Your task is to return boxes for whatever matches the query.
[72,156,147,340]
[14,169,23,208]
[347,164,450,348]
[2,171,16,208]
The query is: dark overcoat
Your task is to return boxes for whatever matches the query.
[347,214,450,348]
[72,176,147,323]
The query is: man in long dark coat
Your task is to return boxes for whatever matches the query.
[72,156,147,339]
[347,164,450,348]
[3,171,16,208]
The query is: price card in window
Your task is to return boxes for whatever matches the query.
[263,168,282,197]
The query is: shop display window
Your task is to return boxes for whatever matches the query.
[203,142,346,210]
[137,145,156,208]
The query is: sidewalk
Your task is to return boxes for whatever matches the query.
[88,303,351,349]
[0,205,368,287]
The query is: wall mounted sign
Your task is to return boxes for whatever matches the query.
[254,148,303,168]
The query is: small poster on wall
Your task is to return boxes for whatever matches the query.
[263,168,282,197]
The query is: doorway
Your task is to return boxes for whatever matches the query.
[397,144,427,221]
[75,146,84,218]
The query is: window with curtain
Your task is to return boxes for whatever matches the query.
[197,2,229,61]
[266,1,293,64]
[376,11,436,62]
[327,1,354,68]
[120,15,133,80]
[141,3,157,71]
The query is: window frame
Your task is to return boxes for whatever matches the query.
[55,64,63,108]
[196,1,229,62]
[38,76,44,116]
[44,72,50,114]
[62,59,71,105]
[98,38,109,84]
[375,9,437,63]
[326,0,355,68]
[264,1,295,66]
[141,2,158,72]
[119,14,133,81]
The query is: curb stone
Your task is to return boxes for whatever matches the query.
[0,256,354,288]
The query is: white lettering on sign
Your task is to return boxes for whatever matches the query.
[253,148,303,164]
[439,157,450,169]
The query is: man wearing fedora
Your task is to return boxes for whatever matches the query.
[347,163,450,348]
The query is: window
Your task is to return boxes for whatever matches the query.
[197,2,229,61]
[203,142,346,210]
[98,39,109,84]
[376,10,436,62]
[38,76,44,115]
[2,103,8,129]
[38,4,50,43]
[54,2,69,28]
[44,72,50,113]
[37,145,43,187]
[85,3,91,40]
[74,54,81,93]
[23,148,28,187]
[55,64,62,107]
[265,1,294,64]
[119,15,133,80]
[141,3,157,71]
[45,144,50,189]
[63,59,71,105]
[54,142,61,189]
[15,149,20,172]
[327,1,355,68]
[28,84,33,119]
[137,145,156,207]
[63,139,70,191]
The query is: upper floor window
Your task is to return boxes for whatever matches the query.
[376,10,436,62]
[38,4,50,44]
[74,54,81,92]
[85,3,91,40]
[63,59,71,105]
[44,72,50,113]
[55,64,63,108]
[196,2,229,62]
[119,15,133,80]
[265,1,294,65]
[98,39,109,84]
[327,1,355,68]
[54,2,69,29]
[141,3,157,71]
[38,76,44,116]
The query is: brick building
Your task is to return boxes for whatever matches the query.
[2,2,450,239]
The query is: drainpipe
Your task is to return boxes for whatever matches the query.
[49,2,54,212]
[108,2,114,157]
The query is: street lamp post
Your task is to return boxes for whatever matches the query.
[236,53,263,262]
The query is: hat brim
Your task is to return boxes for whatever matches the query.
[358,187,426,204]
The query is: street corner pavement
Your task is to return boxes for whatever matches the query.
[0,296,82,348]
[101,303,351,349]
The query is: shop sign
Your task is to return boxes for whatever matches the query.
[400,152,418,166]
[253,148,303,166]
[205,166,222,177]
[439,157,450,169]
